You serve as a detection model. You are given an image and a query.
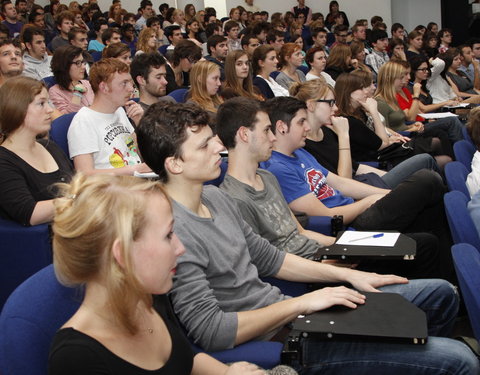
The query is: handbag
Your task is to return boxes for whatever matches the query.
[377,142,414,168]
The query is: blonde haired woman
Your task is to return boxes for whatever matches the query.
[48,174,265,375]
[188,61,223,115]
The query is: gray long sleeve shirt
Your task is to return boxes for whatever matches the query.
[169,186,287,351]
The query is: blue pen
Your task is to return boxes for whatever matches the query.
[348,233,384,243]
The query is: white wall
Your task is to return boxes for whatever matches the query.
[391,0,442,34]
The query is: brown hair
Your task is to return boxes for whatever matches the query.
[51,44,84,91]
[102,42,130,59]
[334,72,366,118]
[326,43,351,71]
[0,76,45,141]
[251,44,275,76]
[467,107,480,151]
[223,50,261,100]
[89,58,130,93]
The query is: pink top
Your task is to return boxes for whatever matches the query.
[48,80,94,114]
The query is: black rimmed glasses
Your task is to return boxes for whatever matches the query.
[71,60,87,67]
[316,99,336,107]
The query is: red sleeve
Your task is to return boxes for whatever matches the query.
[396,88,424,122]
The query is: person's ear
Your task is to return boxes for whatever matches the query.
[136,75,146,87]
[237,125,250,143]
[306,99,316,112]
[98,80,108,94]
[165,156,183,175]
[111,239,126,269]
[276,120,288,135]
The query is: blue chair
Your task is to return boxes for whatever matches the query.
[453,139,476,172]
[298,65,309,75]
[0,266,284,373]
[0,219,52,311]
[204,158,228,186]
[445,161,470,199]
[168,88,189,103]
[444,191,480,249]
[49,112,77,157]
[462,126,474,146]
[159,44,169,56]
[90,50,103,62]
[270,71,280,79]
[0,265,81,375]
[451,243,480,341]
[42,75,57,89]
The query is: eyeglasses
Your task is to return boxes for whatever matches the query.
[416,68,429,72]
[71,60,86,67]
[316,99,336,107]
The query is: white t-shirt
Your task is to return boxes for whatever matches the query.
[467,151,480,197]
[67,107,141,170]
[306,71,336,87]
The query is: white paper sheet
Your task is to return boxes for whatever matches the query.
[419,112,458,119]
[336,231,400,247]
[444,103,470,109]
[134,171,159,178]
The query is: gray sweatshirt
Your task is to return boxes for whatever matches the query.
[23,53,52,81]
[169,186,287,351]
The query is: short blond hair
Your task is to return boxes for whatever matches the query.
[53,174,169,334]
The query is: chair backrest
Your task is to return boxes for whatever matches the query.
[90,50,103,62]
[445,161,470,199]
[0,219,52,311]
[269,71,280,79]
[0,265,82,375]
[49,112,77,157]
[462,126,474,147]
[159,44,169,56]
[298,65,309,75]
[453,140,476,172]
[444,190,480,249]
[451,243,480,341]
[167,88,189,103]
[42,76,57,89]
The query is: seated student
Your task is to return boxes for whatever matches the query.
[0,76,73,226]
[324,43,355,81]
[364,29,389,76]
[260,96,455,281]
[120,23,137,55]
[438,28,452,54]
[49,45,94,114]
[224,20,241,52]
[221,50,263,100]
[186,60,223,121]
[130,52,174,111]
[205,35,228,81]
[48,174,263,375]
[50,11,75,52]
[275,43,306,91]
[305,46,335,86]
[406,30,427,61]
[87,18,108,52]
[135,27,158,55]
[0,39,23,86]
[445,48,480,100]
[22,26,53,80]
[217,96,336,258]
[388,38,407,61]
[241,33,260,59]
[291,78,439,189]
[165,39,202,94]
[467,107,480,196]
[252,45,289,99]
[217,97,443,279]
[135,101,479,374]
[67,58,150,175]
[102,42,132,66]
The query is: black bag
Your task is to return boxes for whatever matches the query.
[377,142,414,168]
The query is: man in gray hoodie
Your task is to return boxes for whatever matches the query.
[22,26,52,80]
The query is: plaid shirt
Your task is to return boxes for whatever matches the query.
[365,50,390,74]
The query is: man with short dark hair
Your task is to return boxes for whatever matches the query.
[130,52,174,111]
[68,27,88,50]
[331,24,348,47]
[241,34,260,58]
[134,99,479,375]
[15,0,27,23]
[135,0,153,32]
[22,26,52,80]
[0,39,23,85]
[391,23,405,41]
[1,1,22,38]
[365,29,389,75]
[101,27,122,47]
[311,27,329,55]
[458,44,480,89]
[266,29,285,52]
[205,34,227,80]
[50,11,75,52]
